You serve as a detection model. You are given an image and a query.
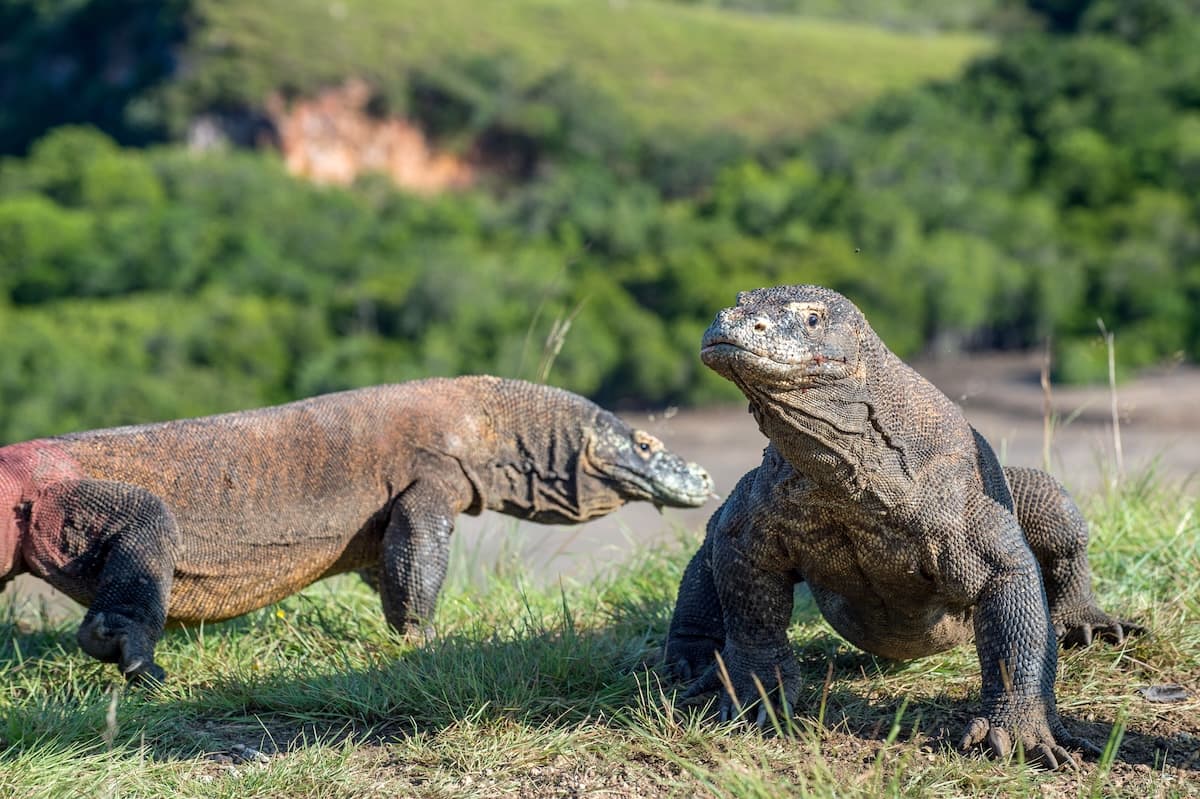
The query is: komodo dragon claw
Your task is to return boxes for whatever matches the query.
[1059,618,1145,648]
[959,715,1100,770]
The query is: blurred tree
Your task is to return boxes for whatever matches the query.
[0,0,188,154]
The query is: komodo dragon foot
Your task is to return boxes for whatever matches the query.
[77,610,167,685]
[680,643,802,727]
[1054,606,1145,648]
[959,703,1101,770]
[665,635,723,682]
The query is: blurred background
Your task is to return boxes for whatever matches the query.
[2,0,1199,585]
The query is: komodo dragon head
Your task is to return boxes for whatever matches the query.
[700,284,863,393]
[699,284,968,501]
[470,378,714,524]
[581,411,715,512]
[698,284,883,469]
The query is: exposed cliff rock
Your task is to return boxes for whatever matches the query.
[270,79,476,193]
[187,79,476,194]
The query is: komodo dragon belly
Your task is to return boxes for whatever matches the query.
[787,512,974,661]
[808,584,973,661]
[164,507,385,623]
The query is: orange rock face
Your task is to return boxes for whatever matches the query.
[270,79,475,193]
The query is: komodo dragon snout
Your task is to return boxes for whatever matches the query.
[584,411,713,510]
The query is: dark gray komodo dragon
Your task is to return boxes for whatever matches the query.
[0,376,713,682]
[666,285,1139,769]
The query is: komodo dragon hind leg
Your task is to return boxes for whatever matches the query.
[29,479,178,683]
[1004,467,1144,647]
[972,429,1141,647]
[379,480,457,641]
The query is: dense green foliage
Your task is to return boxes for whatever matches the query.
[1,0,1198,442]
[0,0,187,154]
[796,6,1200,380]
[0,129,752,440]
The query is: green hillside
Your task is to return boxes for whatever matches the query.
[657,0,1006,31]
[171,0,990,142]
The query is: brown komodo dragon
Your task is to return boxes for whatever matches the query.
[665,285,1139,769]
[0,376,713,682]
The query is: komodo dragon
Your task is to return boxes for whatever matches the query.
[0,376,713,682]
[665,285,1139,769]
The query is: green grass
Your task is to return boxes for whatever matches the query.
[2,477,1197,797]
[177,0,991,142]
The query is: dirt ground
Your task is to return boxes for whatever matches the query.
[6,353,1200,615]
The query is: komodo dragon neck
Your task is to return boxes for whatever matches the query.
[745,345,964,509]
[467,383,620,525]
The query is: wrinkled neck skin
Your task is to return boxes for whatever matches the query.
[475,396,622,525]
[741,343,926,510]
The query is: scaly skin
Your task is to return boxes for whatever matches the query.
[0,376,713,682]
[665,285,1139,769]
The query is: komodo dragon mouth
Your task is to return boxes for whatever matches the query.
[701,339,850,387]
[605,459,713,508]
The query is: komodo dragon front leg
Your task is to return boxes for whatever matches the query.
[665,534,725,680]
[24,479,178,683]
[377,478,469,639]
[951,495,1091,767]
[667,474,763,680]
[684,520,803,724]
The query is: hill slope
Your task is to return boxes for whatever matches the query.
[173,0,991,142]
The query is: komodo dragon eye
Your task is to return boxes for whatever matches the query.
[632,431,661,457]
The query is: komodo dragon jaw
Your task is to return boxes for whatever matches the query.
[584,413,714,510]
